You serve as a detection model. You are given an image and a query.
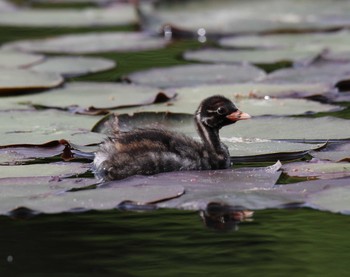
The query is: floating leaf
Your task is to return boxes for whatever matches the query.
[126,64,266,88]
[143,162,286,210]
[0,82,176,114]
[0,49,44,68]
[311,142,350,162]
[93,112,326,159]
[0,140,96,165]
[306,178,350,214]
[0,110,105,145]
[0,4,136,27]
[29,56,116,77]
[263,61,350,87]
[0,182,185,215]
[183,48,319,65]
[0,68,63,93]
[2,32,168,54]
[0,162,89,178]
[138,0,350,36]
[219,30,350,52]
[113,83,341,116]
[282,159,350,180]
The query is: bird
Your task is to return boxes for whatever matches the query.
[93,95,251,181]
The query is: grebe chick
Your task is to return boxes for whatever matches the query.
[94,95,250,181]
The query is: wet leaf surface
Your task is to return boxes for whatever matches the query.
[2,31,168,54]
[29,56,116,77]
[126,64,266,88]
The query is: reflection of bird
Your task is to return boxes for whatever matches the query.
[94,95,251,181]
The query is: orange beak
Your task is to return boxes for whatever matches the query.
[226,110,251,121]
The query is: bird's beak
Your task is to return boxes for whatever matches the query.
[226,110,251,121]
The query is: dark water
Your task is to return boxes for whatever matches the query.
[1,208,349,276]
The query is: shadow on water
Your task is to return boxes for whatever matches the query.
[0,208,350,276]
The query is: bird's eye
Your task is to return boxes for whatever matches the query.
[217,107,227,115]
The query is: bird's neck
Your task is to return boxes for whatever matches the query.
[195,114,223,154]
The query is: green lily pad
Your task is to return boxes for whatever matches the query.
[0,4,136,27]
[29,56,116,77]
[138,0,350,36]
[183,48,320,65]
[2,32,168,54]
[306,179,350,215]
[93,112,326,159]
[127,64,266,88]
[0,82,176,114]
[0,110,105,145]
[117,97,341,117]
[264,61,350,87]
[0,182,185,215]
[311,142,350,162]
[0,49,44,68]
[113,83,341,116]
[282,160,350,180]
[219,30,350,52]
[0,68,64,93]
[0,162,89,178]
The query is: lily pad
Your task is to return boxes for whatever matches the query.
[0,4,136,27]
[263,61,350,87]
[306,178,350,214]
[138,0,350,36]
[113,83,341,116]
[0,162,89,178]
[93,112,326,159]
[126,64,266,88]
[0,182,185,215]
[0,82,176,114]
[311,142,350,162]
[2,32,168,54]
[0,49,44,68]
[29,56,116,77]
[0,68,63,93]
[183,48,320,66]
[219,30,350,53]
[282,159,350,180]
[0,110,105,145]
